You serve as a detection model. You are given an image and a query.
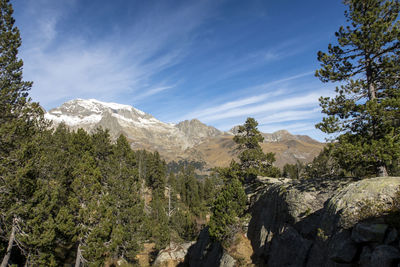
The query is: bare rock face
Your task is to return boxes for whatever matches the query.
[247,176,400,267]
[184,227,236,267]
[247,177,353,266]
[176,119,223,144]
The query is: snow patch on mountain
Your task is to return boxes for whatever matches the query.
[45,113,102,126]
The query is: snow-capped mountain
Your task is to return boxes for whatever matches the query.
[45,99,324,167]
[45,99,223,154]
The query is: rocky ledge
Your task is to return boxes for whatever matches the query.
[182,176,400,267]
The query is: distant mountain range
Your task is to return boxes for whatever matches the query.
[45,99,324,168]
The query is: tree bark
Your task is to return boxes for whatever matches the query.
[24,253,30,267]
[378,165,388,177]
[74,244,81,267]
[365,56,376,100]
[1,219,16,267]
[369,82,376,100]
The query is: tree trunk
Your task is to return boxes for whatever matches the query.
[168,186,171,218]
[368,80,376,100]
[1,220,16,267]
[378,165,388,177]
[24,253,30,267]
[74,244,81,267]
[365,57,376,100]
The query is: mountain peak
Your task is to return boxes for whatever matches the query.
[176,119,222,142]
[45,98,225,153]
[62,98,145,115]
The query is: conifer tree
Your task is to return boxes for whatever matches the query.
[106,135,144,262]
[70,152,109,266]
[233,117,280,181]
[208,177,246,243]
[0,0,43,265]
[316,0,400,176]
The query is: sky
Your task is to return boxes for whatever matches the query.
[12,0,347,141]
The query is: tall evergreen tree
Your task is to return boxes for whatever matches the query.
[0,0,43,265]
[233,117,280,181]
[70,152,109,266]
[316,0,400,177]
[106,135,144,263]
[208,177,246,243]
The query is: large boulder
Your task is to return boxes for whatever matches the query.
[321,177,400,232]
[247,177,353,262]
[153,242,195,266]
[328,229,358,263]
[248,176,400,266]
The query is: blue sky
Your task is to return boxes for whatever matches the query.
[13,0,347,141]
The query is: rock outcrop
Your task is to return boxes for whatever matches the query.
[153,242,195,266]
[249,176,400,266]
[185,176,400,266]
[183,228,235,267]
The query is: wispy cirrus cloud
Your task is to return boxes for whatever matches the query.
[135,85,176,101]
[16,0,217,110]
[258,108,321,125]
[180,72,320,122]
[199,92,321,122]
[177,71,314,121]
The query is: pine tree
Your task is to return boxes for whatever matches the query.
[106,135,144,263]
[282,160,304,179]
[233,117,280,181]
[208,177,246,243]
[316,0,400,177]
[70,152,109,266]
[0,0,43,265]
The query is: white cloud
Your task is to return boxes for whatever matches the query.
[258,108,321,125]
[135,85,175,101]
[184,91,282,120]
[179,71,315,121]
[259,122,315,133]
[198,92,321,122]
[17,0,216,109]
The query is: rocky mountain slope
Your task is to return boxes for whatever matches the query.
[45,99,324,168]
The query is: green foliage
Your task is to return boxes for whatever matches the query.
[145,151,167,195]
[177,167,202,215]
[167,159,206,175]
[170,208,197,241]
[209,178,247,243]
[233,117,280,181]
[316,0,400,177]
[0,0,45,264]
[282,160,304,179]
[303,146,345,179]
[149,194,170,250]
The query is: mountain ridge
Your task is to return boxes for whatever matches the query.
[45,99,324,168]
